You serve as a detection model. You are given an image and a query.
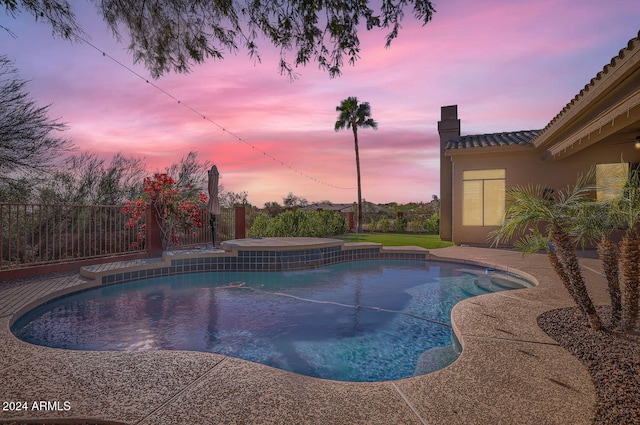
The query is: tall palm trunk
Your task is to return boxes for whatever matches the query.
[597,238,622,327]
[552,226,602,330]
[548,250,578,302]
[620,229,640,331]
[335,97,376,233]
[353,126,363,233]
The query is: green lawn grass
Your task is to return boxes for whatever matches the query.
[335,233,454,249]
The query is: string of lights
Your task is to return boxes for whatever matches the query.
[73,33,356,190]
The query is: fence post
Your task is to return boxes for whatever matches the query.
[348,212,354,231]
[235,205,246,239]
[146,205,163,257]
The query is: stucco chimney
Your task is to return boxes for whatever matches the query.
[438,105,460,242]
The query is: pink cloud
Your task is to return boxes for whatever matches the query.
[2,0,639,207]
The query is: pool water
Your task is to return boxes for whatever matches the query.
[12,260,532,382]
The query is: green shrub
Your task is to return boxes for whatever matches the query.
[248,210,347,237]
[408,220,423,233]
[368,219,377,232]
[248,212,270,238]
[379,216,390,233]
[422,213,440,234]
[394,216,408,233]
[269,210,298,236]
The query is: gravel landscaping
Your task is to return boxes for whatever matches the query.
[1,421,125,425]
[538,306,640,425]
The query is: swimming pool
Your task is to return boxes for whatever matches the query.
[12,259,532,382]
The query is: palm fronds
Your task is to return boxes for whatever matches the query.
[489,184,550,247]
[489,172,603,330]
[513,228,550,254]
[490,164,640,332]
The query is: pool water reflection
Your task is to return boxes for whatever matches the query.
[12,260,532,382]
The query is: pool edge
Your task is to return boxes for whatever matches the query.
[0,244,601,425]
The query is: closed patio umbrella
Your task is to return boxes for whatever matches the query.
[207,165,221,247]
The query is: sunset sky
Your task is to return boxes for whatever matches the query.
[2,1,639,207]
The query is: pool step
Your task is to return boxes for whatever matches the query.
[413,344,460,375]
[473,279,496,293]
[489,276,527,289]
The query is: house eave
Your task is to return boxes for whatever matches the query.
[544,93,640,160]
[532,31,640,157]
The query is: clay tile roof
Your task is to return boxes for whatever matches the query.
[531,30,640,144]
[446,130,541,150]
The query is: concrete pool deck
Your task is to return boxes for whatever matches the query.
[0,241,610,424]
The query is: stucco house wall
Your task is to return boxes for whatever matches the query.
[446,142,640,245]
[439,31,640,246]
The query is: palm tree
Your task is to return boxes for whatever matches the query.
[597,238,623,327]
[335,97,378,233]
[490,175,603,331]
[609,168,640,331]
[572,199,622,328]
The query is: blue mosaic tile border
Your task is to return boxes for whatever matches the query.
[100,246,427,285]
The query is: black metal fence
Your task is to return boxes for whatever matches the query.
[0,203,238,270]
[1,203,144,270]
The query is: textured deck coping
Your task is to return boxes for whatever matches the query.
[221,237,344,251]
[381,245,430,254]
[81,257,164,273]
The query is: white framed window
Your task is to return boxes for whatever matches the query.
[462,169,505,226]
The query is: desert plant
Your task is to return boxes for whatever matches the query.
[578,166,640,331]
[573,199,623,328]
[619,230,640,331]
[490,175,602,331]
[598,238,623,326]
[609,169,640,331]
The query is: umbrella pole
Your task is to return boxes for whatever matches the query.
[210,214,216,248]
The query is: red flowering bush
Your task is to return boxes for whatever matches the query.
[121,173,208,248]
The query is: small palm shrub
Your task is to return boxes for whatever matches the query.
[490,176,603,331]
[492,166,640,332]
